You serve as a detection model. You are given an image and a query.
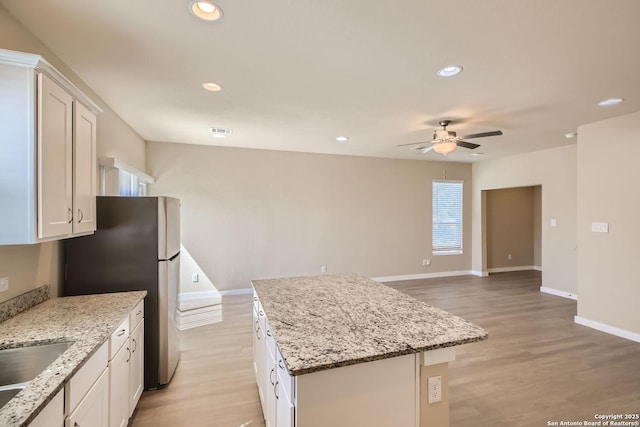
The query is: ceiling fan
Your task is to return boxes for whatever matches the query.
[398,120,503,155]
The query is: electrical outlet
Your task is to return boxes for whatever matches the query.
[428,375,442,403]
[422,259,431,266]
[0,277,8,292]
[321,265,327,273]
[508,253,512,260]
[191,273,199,283]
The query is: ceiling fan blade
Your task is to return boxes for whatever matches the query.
[456,140,481,149]
[459,130,503,140]
[419,146,435,154]
[396,141,430,147]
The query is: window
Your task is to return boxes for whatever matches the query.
[432,180,463,255]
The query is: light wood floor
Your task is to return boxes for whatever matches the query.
[131,271,640,427]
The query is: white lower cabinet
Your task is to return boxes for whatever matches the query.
[252,301,266,406]
[66,368,109,427]
[30,389,64,427]
[129,319,144,416]
[59,301,144,427]
[109,336,130,427]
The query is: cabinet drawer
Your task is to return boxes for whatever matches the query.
[66,340,108,414]
[110,317,130,359]
[129,300,144,330]
[276,346,295,403]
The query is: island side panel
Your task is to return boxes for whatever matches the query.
[295,353,418,427]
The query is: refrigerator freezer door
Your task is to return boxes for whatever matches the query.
[158,197,181,260]
[158,253,180,385]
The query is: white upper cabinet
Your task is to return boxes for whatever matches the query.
[0,48,102,244]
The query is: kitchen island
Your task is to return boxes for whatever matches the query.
[252,273,487,427]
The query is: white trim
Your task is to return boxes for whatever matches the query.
[178,290,221,311]
[540,287,577,300]
[574,316,640,343]
[219,288,254,296]
[373,270,473,283]
[471,270,488,277]
[0,48,102,114]
[487,266,535,273]
[99,157,156,183]
[423,347,456,366]
[533,265,542,271]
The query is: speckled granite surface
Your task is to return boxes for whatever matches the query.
[252,273,487,376]
[0,291,146,427]
[0,285,50,323]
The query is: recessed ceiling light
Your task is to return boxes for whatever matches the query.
[202,82,223,92]
[336,136,349,142]
[598,98,624,107]
[469,152,484,157]
[564,132,577,139]
[437,65,463,78]
[189,0,223,21]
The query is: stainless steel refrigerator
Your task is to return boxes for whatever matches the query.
[65,196,181,390]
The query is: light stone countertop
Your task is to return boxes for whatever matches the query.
[0,291,146,427]
[252,273,487,376]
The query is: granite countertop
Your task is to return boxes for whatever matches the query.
[0,291,146,427]
[252,273,487,376]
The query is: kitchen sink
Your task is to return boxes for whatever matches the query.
[0,341,74,387]
[0,387,24,409]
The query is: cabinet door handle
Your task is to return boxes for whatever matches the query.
[259,310,264,317]
[68,208,73,224]
[74,422,80,427]
[266,329,272,337]
[117,329,126,336]
[132,338,137,353]
[270,368,275,385]
[77,209,84,223]
[126,347,131,363]
[136,309,142,316]
[278,359,285,370]
[274,381,279,400]
[254,296,258,301]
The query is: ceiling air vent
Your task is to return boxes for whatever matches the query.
[210,127,233,137]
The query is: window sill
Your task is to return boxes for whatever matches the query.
[432,250,463,256]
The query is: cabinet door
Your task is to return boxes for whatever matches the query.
[66,367,109,427]
[265,345,277,427]
[276,379,295,427]
[109,341,130,427]
[38,72,73,239]
[129,319,144,417]
[72,102,96,234]
[253,307,266,405]
[30,389,64,427]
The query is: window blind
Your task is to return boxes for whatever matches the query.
[432,180,463,254]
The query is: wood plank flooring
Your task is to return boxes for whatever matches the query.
[131,271,640,427]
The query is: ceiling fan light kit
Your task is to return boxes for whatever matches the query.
[396,119,502,156]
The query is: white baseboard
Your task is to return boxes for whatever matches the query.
[533,265,542,271]
[373,270,474,283]
[487,266,535,273]
[574,316,640,343]
[219,288,254,296]
[540,287,577,300]
[471,270,488,277]
[177,305,222,330]
[178,290,222,311]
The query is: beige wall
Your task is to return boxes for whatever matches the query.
[0,5,146,302]
[486,187,535,269]
[577,111,640,334]
[147,142,473,291]
[472,145,577,293]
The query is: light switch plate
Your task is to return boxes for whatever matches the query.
[591,222,609,233]
[0,277,8,292]
[551,218,557,227]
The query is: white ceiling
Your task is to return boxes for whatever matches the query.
[3,0,640,162]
